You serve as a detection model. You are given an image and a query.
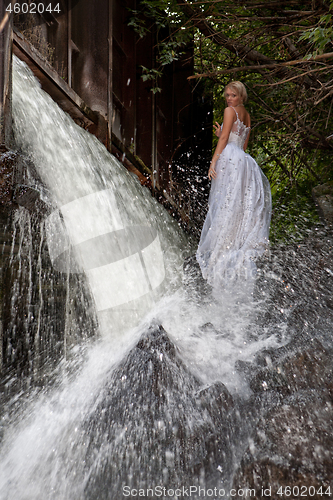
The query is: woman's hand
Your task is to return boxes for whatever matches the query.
[209,108,234,180]
[213,122,222,138]
[208,163,217,180]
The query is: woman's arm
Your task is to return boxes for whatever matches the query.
[208,107,235,180]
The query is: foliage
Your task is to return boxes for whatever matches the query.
[269,184,321,245]
[129,0,333,240]
[299,1,333,55]
[128,1,192,89]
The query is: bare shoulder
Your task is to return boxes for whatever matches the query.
[224,106,236,118]
[223,106,237,125]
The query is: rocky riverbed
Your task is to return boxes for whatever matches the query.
[1,146,332,498]
[79,226,333,498]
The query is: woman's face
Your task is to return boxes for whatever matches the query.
[225,87,242,107]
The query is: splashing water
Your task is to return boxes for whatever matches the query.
[11,56,193,338]
[9,57,280,384]
[1,56,323,499]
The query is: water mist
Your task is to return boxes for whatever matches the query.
[0,56,332,500]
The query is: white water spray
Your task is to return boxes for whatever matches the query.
[0,56,283,499]
[12,56,192,336]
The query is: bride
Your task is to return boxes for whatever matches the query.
[196,81,272,292]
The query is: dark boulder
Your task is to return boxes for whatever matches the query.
[233,391,333,499]
[312,182,333,225]
[233,336,333,498]
[79,324,236,499]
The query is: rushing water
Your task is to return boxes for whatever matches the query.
[0,56,332,499]
[11,56,193,338]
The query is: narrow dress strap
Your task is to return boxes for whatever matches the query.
[230,106,239,120]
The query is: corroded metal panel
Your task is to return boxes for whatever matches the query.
[70,0,109,118]
[135,29,154,172]
[9,0,212,217]
[110,0,136,150]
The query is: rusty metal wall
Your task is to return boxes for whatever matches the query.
[11,0,211,203]
[70,0,109,118]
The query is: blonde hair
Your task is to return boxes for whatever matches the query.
[224,81,248,104]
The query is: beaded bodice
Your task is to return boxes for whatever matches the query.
[227,107,250,149]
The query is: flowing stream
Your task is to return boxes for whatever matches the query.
[0,56,331,499]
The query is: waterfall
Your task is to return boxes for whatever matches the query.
[11,56,192,337]
[0,56,275,500]
[1,56,332,499]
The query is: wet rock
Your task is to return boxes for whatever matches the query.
[232,391,333,499]
[312,182,333,225]
[0,148,17,205]
[183,255,212,298]
[233,460,332,500]
[136,324,178,359]
[0,149,53,216]
[248,338,333,395]
[196,382,235,414]
[12,184,52,216]
[77,324,236,499]
[233,334,333,497]
[255,229,333,344]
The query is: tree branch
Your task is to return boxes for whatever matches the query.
[188,52,333,80]
[176,0,331,87]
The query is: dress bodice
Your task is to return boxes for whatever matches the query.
[225,107,250,149]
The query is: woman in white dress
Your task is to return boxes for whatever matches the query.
[196,81,271,292]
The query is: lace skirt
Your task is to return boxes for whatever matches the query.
[196,143,272,291]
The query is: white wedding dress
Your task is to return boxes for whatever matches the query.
[196,108,272,292]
